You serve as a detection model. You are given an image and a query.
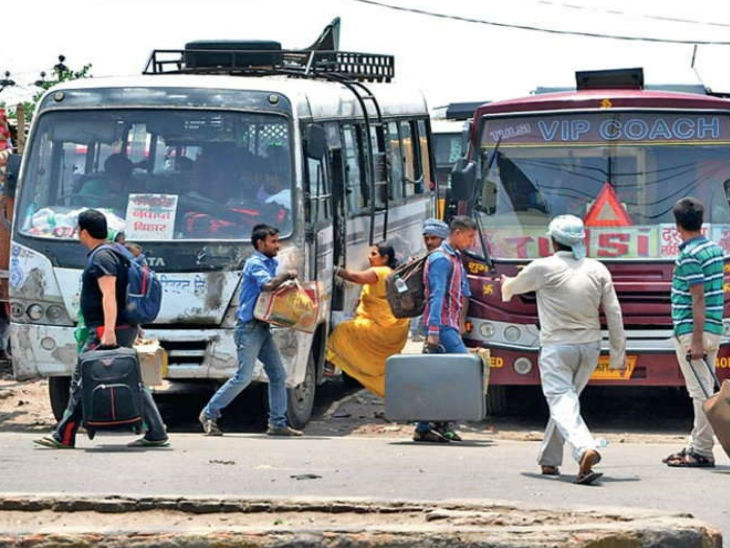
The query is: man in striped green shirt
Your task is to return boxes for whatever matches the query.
[665,197,725,468]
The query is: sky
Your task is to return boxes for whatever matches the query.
[0,0,728,109]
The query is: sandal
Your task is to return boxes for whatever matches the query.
[575,449,602,485]
[575,470,603,485]
[541,466,560,476]
[665,449,714,468]
[662,448,688,464]
[33,436,74,449]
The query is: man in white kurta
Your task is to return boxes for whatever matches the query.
[501,215,626,485]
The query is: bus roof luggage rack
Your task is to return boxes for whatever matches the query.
[576,67,644,90]
[144,45,395,83]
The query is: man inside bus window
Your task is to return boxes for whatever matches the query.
[262,169,291,211]
[501,214,626,485]
[662,197,724,468]
[78,154,136,212]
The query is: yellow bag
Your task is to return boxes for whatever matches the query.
[254,280,318,333]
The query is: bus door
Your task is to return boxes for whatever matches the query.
[325,123,347,312]
[303,124,332,286]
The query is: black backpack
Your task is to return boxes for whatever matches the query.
[386,252,435,318]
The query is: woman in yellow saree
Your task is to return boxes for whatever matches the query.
[326,243,409,397]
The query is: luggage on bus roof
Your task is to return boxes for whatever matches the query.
[184,40,283,69]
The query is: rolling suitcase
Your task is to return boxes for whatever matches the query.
[686,354,730,460]
[80,347,144,439]
[385,351,487,422]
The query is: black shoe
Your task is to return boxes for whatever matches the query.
[413,428,449,443]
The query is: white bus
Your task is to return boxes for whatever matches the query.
[7,40,435,427]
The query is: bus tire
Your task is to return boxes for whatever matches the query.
[49,376,71,422]
[287,353,316,430]
[486,385,508,416]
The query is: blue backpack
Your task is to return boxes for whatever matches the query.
[89,243,163,325]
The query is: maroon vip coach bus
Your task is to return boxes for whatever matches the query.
[450,69,730,412]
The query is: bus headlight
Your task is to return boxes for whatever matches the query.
[11,300,73,325]
[26,304,43,321]
[10,302,24,318]
[479,323,495,339]
[513,357,533,375]
[504,325,521,342]
[45,305,65,323]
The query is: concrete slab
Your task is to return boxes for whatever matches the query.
[0,495,722,548]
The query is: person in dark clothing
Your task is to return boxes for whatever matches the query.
[34,209,169,449]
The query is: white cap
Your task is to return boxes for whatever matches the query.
[547,215,586,260]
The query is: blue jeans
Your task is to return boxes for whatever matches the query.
[416,327,467,432]
[203,320,288,428]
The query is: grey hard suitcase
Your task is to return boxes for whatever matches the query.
[385,353,486,421]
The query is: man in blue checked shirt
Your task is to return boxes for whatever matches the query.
[199,224,303,437]
[413,216,477,443]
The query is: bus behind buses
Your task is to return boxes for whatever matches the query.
[7,36,435,427]
[452,68,730,413]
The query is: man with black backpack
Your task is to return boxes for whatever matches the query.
[34,209,169,449]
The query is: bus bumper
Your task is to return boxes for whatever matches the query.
[9,323,307,387]
[469,340,730,387]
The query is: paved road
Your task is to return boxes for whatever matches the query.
[1,432,728,544]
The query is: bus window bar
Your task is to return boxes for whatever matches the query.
[143,49,395,84]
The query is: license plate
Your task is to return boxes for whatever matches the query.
[590,355,637,381]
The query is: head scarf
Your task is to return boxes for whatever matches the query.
[547,215,586,260]
[422,218,449,240]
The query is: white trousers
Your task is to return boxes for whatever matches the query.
[674,332,721,459]
[537,342,600,467]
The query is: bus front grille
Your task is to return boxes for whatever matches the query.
[159,340,208,367]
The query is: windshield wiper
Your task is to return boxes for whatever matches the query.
[470,137,501,269]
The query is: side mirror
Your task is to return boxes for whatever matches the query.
[450,159,476,201]
[305,124,327,160]
[3,153,22,198]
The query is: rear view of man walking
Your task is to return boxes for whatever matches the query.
[501,215,626,484]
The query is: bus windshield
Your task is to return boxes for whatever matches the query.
[17,109,293,241]
[477,111,730,259]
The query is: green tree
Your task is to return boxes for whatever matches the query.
[0,55,92,123]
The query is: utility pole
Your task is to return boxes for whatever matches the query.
[15,104,25,154]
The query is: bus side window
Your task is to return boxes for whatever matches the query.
[370,125,387,208]
[342,124,368,216]
[386,121,404,201]
[400,120,422,197]
[416,120,432,194]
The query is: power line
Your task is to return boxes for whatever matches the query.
[534,0,730,29]
[350,0,730,45]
